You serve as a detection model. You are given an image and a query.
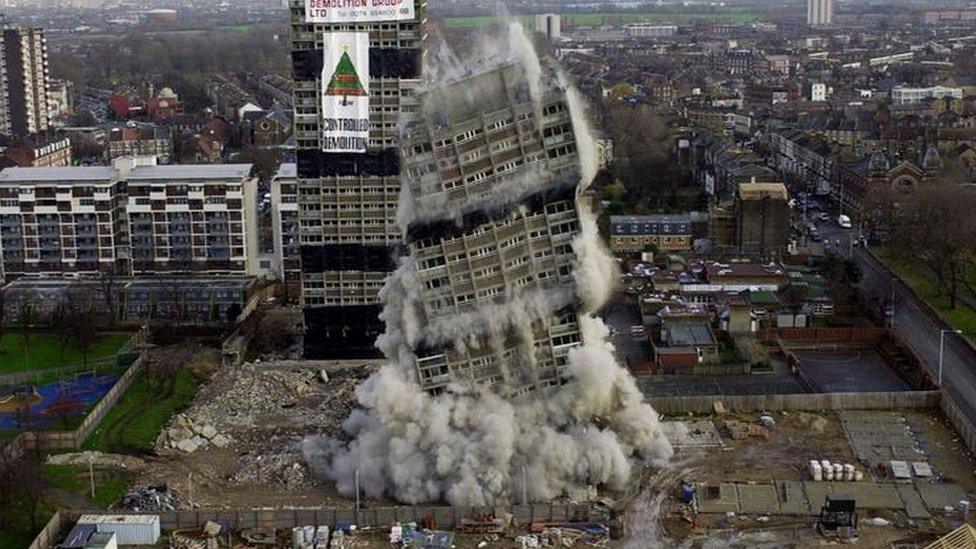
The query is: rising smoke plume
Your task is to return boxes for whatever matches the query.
[303,22,673,507]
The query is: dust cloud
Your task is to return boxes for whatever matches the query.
[303,22,673,507]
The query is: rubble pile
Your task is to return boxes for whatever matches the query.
[515,525,610,548]
[47,451,146,471]
[121,484,186,511]
[155,362,371,454]
[155,414,235,454]
[232,448,313,491]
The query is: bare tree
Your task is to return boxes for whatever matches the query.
[14,453,42,530]
[0,444,19,530]
[98,270,119,326]
[18,296,35,369]
[63,289,101,376]
[876,184,976,312]
[603,103,684,210]
[51,298,75,367]
[0,290,6,357]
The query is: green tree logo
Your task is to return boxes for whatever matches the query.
[326,46,367,106]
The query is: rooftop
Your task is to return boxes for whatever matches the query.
[738,182,789,201]
[0,166,117,183]
[665,322,717,347]
[610,214,693,235]
[0,163,253,184]
[275,162,297,179]
[128,164,253,181]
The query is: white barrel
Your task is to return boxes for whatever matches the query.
[820,459,832,471]
[303,525,315,544]
[854,471,864,481]
[844,464,855,481]
[292,527,305,549]
[833,463,844,477]
[825,468,834,481]
[315,526,329,548]
[809,461,822,481]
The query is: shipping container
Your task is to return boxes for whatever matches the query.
[78,515,161,545]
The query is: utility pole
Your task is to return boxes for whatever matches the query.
[355,469,361,511]
[521,465,528,506]
[188,472,193,509]
[89,455,95,499]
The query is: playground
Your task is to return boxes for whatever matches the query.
[0,372,119,430]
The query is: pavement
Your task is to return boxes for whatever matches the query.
[795,350,911,393]
[638,374,807,397]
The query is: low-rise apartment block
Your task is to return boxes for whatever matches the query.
[106,125,174,164]
[0,156,258,279]
[891,86,963,106]
[609,215,694,253]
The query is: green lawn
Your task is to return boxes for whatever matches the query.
[83,368,201,453]
[0,465,129,547]
[444,11,761,28]
[41,464,131,509]
[880,253,976,340]
[0,490,55,548]
[0,332,131,374]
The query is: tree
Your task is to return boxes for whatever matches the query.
[67,290,100,373]
[604,103,683,207]
[823,255,863,287]
[0,291,6,357]
[603,180,626,202]
[235,147,283,182]
[70,309,99,372]
[14,454,42,531]
[876,184,976,312]
[0,445,19,530]
[67,109,98,127]
[72,136,106,165]
[51,298,75,367]
[97,270,119,326]
[18,297,35,368]
[736,336,770,367]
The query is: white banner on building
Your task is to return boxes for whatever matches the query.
[321,32,370,153]
[306,0,415,24]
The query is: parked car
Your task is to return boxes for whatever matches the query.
[837,215,852,229]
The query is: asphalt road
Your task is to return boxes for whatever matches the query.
[852,241,976,426]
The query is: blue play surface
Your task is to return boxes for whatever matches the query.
[0,373,119,430]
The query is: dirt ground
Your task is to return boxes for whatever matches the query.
[644,408,976,547]
[688,410,855,485]
[129,358,387,510]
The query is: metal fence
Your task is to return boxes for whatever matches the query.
[38,504,597,541]
[649,390,942,414]
[2,356,144,453]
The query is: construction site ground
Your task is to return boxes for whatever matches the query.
[127,358,395,510]
[645,408,976,547]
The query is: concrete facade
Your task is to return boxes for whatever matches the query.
[0,156,258,278]
[289,0,426,359]
[398,62,586,396]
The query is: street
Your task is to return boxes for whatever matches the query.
[854,244,976,426]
